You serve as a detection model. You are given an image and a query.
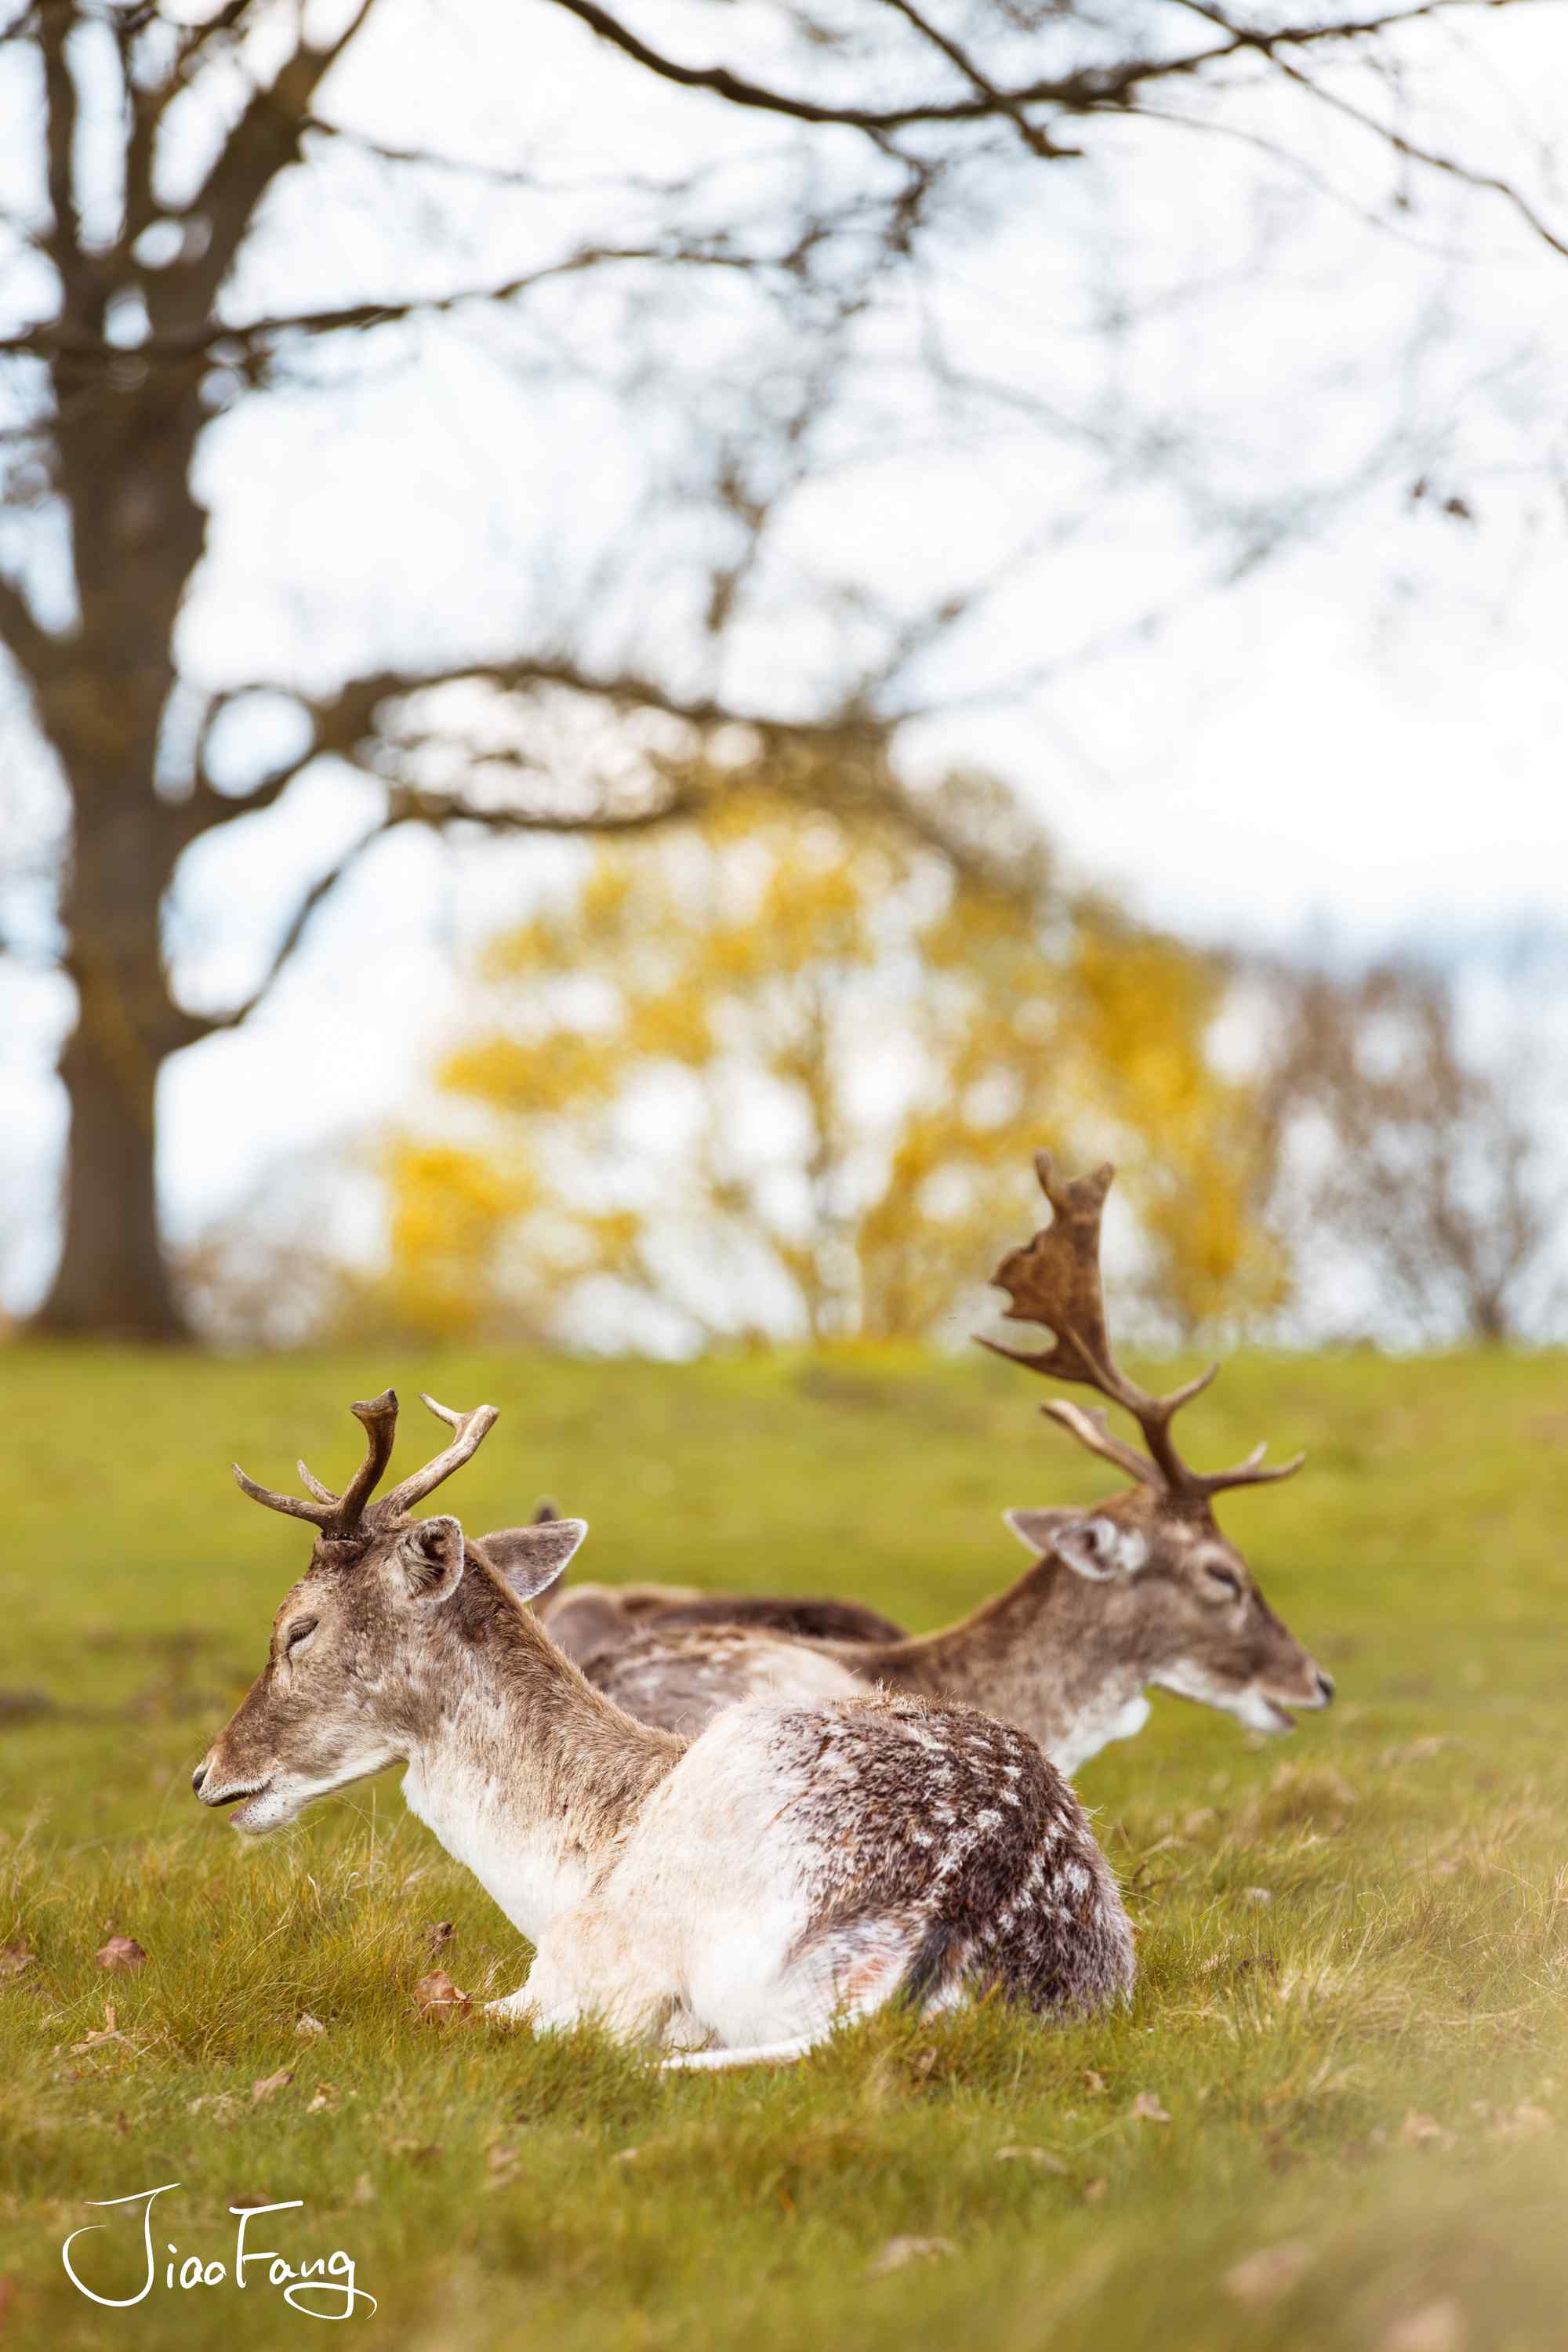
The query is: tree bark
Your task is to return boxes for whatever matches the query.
[39,1018,183,1340]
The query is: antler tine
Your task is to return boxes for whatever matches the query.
[372,1392,499,1521]
[232,1463,338,1525]
[1039,1400,1161,1490]
[1196,1446,1307,1499]
[233,1388,401,1536]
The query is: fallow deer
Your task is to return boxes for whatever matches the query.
[545,1153,1334,1771]
[193,1387,1133,2066]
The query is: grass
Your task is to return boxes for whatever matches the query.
[2,1341,1566,2352]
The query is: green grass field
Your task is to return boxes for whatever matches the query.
[2,1345,1566,2352]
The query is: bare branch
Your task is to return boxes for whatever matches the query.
[38,0,79,280]
[873,0,1080,160]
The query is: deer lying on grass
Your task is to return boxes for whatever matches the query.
[193,1388,1133,2066]
[540,1154,1334,1772]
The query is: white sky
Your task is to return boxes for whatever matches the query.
[1,0,1566,1305]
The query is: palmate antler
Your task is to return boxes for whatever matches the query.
[233,1389,499,1536]
[978,1152,1303,1501]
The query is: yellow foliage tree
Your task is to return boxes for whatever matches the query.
[386,786,1284,1347]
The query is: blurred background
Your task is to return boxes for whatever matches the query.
[1,0,1565,1357]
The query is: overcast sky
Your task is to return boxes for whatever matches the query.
[2,0,1566,1307]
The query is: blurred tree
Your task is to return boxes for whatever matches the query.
[384,778,1283,1348]
[1254,958,1565,1345]
[0,0,1559,1335]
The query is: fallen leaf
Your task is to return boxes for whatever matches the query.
[1224,2242,1316,2307]
[0,1942,34,1979]
[423,1922,455,1958]
[96,1937,147,1973]
[1080,2068,1106,2094]
[996,2145,1067,2174]
[295,2013,327,2040]
[1131,2092,1171,2124]
[388,2138,440,2165]
[306,2083,340,2114]
[413,1969,472,2021]
[251,2068,295,2103]
[484,2144,520,2184]
[1379,2298,1466,2352]
[866,2236,956,2278]
[1399,2110,1456,2153]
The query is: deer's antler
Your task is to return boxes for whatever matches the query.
[234,1388,401,1534]
[373,1392,499,1520]
[978,1151,1303,1501]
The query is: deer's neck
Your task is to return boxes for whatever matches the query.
[840,1562,1152,1773]
[399,1570,681,1943]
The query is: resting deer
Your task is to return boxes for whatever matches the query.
[193,1387,1132,2066]
[544,1154,1334,1772]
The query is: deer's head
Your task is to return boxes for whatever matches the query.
[981,1152,1333,1737]
[193,1390,585,1832]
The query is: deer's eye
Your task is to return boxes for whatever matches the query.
[1202,1566,1242,1602]
[285,1618,318,1657]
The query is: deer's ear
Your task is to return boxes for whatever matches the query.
[476,1518,587,1606]
[394,1514,466,1603]
[1005,1508,1147,1581]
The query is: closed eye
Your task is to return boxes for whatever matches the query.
[285,1618,318,1657]
[1203,1568,1242,1602]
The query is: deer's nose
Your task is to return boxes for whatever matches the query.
[1315,1670,1335,1705]
[191,1762,209,1794]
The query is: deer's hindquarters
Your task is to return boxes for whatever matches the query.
[629,1693,1132,2051]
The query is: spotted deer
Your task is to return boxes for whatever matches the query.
[193,1387,1133,2067]
[546,1153,1334,1771]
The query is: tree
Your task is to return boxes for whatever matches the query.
[1254,957,1566,1344]
[382,779,1284,1348]
[0,0,1560,1335]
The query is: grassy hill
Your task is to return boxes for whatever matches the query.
[2,1344,1565,2351]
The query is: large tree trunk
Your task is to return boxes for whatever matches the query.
[31,697,194,1342]
[39,1019,183,1340]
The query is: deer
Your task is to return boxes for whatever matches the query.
[532,1153,1334,1773]
[192,1385,1133,2067]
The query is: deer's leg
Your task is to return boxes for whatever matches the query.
[485,1907,673,2043]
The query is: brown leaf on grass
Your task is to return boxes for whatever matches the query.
[1224,2242,1317,2307]
[484,2143,521,2185]
[1080,2068,1106,2094]
[413,1969,472,2022]
[251,2068,295,2103]
[866,2236,956,2278]
[306,2083,340,2114]
[423,1922,456,1958]
[996,2145,1067,2174]
[0,1941,34,1979]
[1399,2110,1457,2153]
[388,2138,441,2165]
[295,2013,327,2040]
[1131,2092,1171,2124]
[96,1937,147,1973]
[1378,2298,1466,2352]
